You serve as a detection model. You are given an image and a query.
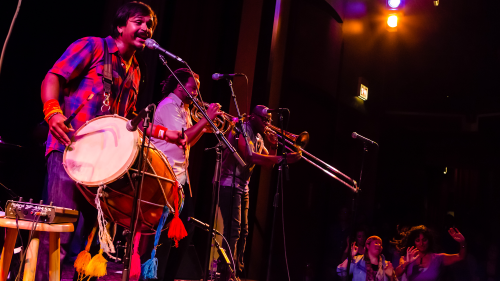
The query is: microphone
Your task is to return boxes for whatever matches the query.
[145,39,184,63]
[351,132,378,146]
[188,217,222,236]
[211,73,244,80]
[265,108,287,114]
[126,104,155,132]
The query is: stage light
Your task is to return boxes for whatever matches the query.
[388,0,401,9]
[434,0,439,6]
[387,15,398,28]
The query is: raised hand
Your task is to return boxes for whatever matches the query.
[406,246,420,264]
[350,242,359,258]
[448,228,465,244]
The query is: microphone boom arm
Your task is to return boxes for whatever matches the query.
[158,55,246,167]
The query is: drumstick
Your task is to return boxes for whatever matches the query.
[63,94,94,127]
[181,128,186,156]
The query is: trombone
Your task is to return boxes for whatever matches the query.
[266,125,358,193]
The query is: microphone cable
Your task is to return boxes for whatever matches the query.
[0,0,22,76]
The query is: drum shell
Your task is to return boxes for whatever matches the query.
[64,115,183,234]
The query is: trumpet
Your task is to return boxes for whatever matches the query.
[265,126,358,192]
[190,98,240,135]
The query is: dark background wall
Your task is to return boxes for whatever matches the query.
[1,0,500,280]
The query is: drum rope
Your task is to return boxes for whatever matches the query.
[95,185,116,255]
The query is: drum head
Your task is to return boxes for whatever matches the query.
[64,116,139,186]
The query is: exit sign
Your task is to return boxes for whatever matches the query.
[359,84,368,100]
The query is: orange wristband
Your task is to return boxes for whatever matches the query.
[43,99,63,122]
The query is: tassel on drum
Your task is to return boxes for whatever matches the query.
[168,181,187,247]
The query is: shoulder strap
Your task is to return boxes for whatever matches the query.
[102,38,113,95]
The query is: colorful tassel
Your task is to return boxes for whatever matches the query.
[74,223,97,281]
[84,248,108,278]
[129,231,142,280]
[168,181,187,247]
[141,206,170,280]
[140,258,158,280]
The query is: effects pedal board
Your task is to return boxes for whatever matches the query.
[4,198,79,224]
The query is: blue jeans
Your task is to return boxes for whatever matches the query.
[36,151,97,281]
[219,185,249,278]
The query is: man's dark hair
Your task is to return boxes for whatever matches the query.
[161,68,199,98]
[111,1,157,39]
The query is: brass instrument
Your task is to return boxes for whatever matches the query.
[265,126,358,192]
[190,98,239,135]
[266,124,310,149]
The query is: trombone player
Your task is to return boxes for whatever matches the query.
[218,105,302,281]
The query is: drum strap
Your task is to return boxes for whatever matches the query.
[101,39,113,113]
[185,168,192,197]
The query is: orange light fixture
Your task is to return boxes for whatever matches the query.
[387,15,398,28]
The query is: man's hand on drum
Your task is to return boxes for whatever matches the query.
[49,113,74,146]
[165,130,188,149]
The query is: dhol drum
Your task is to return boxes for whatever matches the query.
[63,115,183,234]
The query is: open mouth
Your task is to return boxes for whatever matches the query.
[136,34,149,43]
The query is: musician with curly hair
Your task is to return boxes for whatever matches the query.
[392,225,466,281]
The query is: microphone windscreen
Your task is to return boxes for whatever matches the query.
[145,38,156,49]
[212,73,221,80]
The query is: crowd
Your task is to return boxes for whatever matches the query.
[321,208,499,281]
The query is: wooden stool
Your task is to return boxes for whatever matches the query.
[0,217,74,281]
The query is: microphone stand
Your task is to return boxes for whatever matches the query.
[203,141,223,281]
[122,110,153,281]
[158,55,246,281]
[266,110,287,281]
[226,78,253,158]
[189,217,237,281]
[344,143,366,281]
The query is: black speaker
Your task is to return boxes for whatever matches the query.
[175,245,203,280]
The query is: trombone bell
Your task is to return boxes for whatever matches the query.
[295,131,310,149]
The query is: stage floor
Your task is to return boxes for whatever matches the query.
[61,262,205,281]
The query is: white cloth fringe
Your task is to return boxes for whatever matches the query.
[95,186,116,255]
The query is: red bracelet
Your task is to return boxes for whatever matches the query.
[153,125,168,140]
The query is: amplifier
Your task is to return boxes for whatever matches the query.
[4,199,79,224]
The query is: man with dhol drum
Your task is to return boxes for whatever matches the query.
[39,2,185,280]
[217,105,301,281]
[149,68,223,281]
